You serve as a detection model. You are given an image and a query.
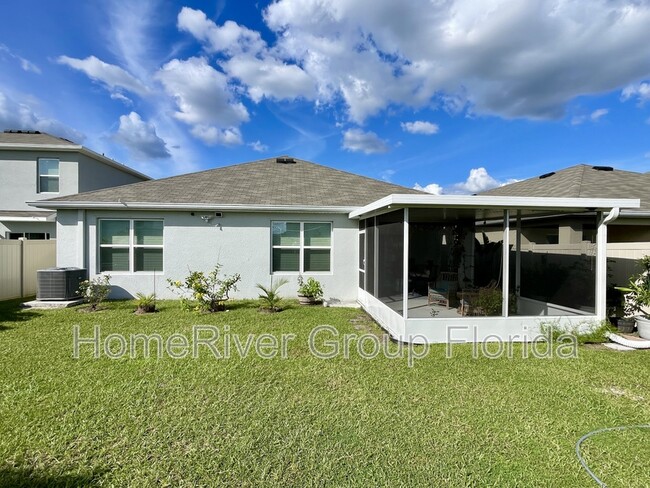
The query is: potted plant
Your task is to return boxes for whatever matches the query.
[297,276,324,305]
[616,255,650,339]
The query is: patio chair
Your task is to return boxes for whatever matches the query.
[428,272,458,308]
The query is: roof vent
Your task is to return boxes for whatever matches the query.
[539,171,555,179]
[592,165,613,171]
[275,156,296,164]
[3,129,41,134]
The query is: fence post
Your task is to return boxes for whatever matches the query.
[19,238,25,298]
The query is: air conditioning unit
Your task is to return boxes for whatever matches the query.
[37,268,88,301]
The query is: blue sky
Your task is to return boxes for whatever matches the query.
[1,0,649,193]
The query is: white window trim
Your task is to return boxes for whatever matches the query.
[37,158,60,194]
[98,219,164,274]
[271,221,333,275]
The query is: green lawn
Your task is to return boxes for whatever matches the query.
[0,298,649,487]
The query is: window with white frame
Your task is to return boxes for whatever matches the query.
[271,221,332,273]
[99,219,163,272]
[37,158,60,193]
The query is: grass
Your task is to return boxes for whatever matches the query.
[0,298,649,487]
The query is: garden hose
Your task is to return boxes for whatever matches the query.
[576,424,650,487]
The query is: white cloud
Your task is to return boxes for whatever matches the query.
[155,57,248,145]
[415,167,519,195]
[57,55,149,97]
[621,82,650,104]
[401,121,439,135]
[0,89,84,142]
[0,44,41,74]
[414,182,443,195]
[222,55,315,102]
[113,111,170,160]
[190,126,243,146]
[590,108,608,121]
[178,8,266,55]
[260,0,650,122]
[342,128,389,154]
[571,108,609,125]
[248,140,268,152]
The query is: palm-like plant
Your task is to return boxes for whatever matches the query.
[256,278,289,312]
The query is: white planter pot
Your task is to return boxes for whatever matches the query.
[637,316,650,340]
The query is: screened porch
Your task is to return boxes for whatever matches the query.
[352,195,639,343]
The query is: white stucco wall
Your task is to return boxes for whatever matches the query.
[0,221,56,239]
[56,209,359,302]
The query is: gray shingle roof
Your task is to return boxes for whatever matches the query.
[482,164,650,212]
[0,130,78,146]
[41,157,424,208]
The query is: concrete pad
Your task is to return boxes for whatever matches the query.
[21,298,84,309]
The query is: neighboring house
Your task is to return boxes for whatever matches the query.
[32,156,639,343]
[0,130,150,240]
[481,164,650,289]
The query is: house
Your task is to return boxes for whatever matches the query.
[481,164,650,290]
[32,156,639,343]
[0,130,150,240]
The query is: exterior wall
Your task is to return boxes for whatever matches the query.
[57,209,359,302]
[77,153,146,192]
[0,239,56,300]
[0,150,80,210]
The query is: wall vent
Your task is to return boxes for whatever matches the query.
[276,156,296,164]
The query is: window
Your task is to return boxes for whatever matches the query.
[38,158,59,193]
[272,221,331,273]
[99,219,163,273]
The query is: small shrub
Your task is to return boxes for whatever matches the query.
[540,320,616,345]
[167,264,241,312]
[616,255,650,319]
[256,278,289,312]
[135,293,156,314]
[297,276,324,301]
[78,275,111,311]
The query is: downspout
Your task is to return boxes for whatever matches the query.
[595,208,620,320]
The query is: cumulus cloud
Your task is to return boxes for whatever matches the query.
[57,55,148,96]
[415,167,518,195]
[248,140,268,152]
[222,55,316,102]
[401,121,439,135]
[0,44,41,74]
[571,108,609,125]
[155,57,248,145]
[178,1,650,123]
[113,112,170,160]
[342,128,389,154]
[0,90,84,142]
[178,8,266,55]
[621,82,650,104]
[413,182,443,195]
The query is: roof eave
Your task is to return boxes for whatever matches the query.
[0,142,151,181]
[28,201,358,214]
[349,194,641,218]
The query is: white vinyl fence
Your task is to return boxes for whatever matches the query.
[0,240,56,300]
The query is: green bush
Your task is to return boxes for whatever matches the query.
[256,278,289,312]
[167,264,241,312]
[297,276,324,300]
[78,274,111,311]
[135,293,156,313]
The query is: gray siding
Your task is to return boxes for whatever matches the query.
[77,153,146,192]
[57,210,359,302]
[0,150,79,211]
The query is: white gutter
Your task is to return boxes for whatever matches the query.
[601,207,620,225]
[349,194,640,218]
[27,201,358,214]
